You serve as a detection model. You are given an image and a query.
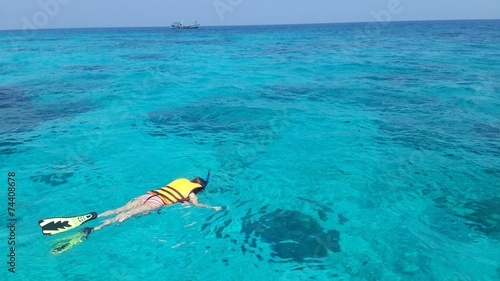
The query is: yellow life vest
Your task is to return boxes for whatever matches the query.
[148,178,203,205]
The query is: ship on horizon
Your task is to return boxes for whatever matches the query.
[171,21,200,29]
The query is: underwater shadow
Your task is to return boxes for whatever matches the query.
[208,207,341,263]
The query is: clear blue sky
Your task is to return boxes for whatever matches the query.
[1,0,499,30]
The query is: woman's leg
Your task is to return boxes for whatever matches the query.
[115,204,160,223]
[97,197,143,218]
[92,204,160,232]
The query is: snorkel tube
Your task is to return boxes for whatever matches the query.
[205,170,211,187]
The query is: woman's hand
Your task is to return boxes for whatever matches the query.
[189,193,222,211]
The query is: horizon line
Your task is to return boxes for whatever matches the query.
[0,18,499,32]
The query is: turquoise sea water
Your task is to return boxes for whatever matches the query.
[1,20,499,280]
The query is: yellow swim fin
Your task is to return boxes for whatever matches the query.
[50,228,93,255]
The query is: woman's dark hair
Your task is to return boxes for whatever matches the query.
[191,177,206,194]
